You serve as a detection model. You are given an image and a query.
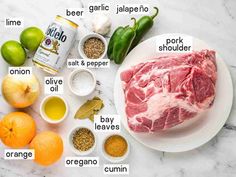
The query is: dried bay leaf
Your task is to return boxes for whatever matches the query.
[74,100,100,118]
[88,109,100,122]
[74,97,104,120]
[93,96,101,100]
[88,114,94,122]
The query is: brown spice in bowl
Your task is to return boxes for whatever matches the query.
[104,135,128,157]
[83,37,105,59]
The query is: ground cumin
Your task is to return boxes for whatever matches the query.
[104,135,128,157]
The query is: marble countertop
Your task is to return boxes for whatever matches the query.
[0,0,236,176]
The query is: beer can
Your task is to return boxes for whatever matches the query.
[33,15,78,75]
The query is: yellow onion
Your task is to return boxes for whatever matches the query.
[1,74,40,108]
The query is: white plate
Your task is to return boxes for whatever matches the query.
[114,34,233,152]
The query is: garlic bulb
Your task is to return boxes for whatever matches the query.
[92,14,111,35]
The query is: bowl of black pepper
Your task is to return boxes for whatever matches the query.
[68,126,96,156]
[78,33,107,59]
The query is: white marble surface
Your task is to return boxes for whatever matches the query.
[0,0,236,176]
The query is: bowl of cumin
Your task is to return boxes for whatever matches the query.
[68,126,96,156]
[102,134,130,163]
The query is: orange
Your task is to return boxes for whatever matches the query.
[30,131,63,166]
[0,112,36,148]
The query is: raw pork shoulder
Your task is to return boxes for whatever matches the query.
[120,50,217,132]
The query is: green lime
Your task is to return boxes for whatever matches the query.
[1,40,26,66]
[20,27,44,51]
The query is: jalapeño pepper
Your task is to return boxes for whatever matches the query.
[107,26,128,60]
[113,18,138,64]
[129,7,159,52]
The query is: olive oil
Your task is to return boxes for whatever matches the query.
[44,97,66,120]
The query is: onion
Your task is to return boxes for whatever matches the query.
[1,74,40,108]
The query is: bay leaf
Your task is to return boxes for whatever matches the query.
[74,97,104,119]
[88,114,94,122]
[88,109,100,122]
[93,96,101,100]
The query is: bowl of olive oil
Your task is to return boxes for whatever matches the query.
[40,95,68,124]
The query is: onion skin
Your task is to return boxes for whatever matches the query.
[1,74,40,108]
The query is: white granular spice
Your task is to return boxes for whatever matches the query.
[71,71,94,95]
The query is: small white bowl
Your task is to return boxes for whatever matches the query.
[68,126,97,156]
[78,33,107,59]
[68,68,96,97]
[40,95,68,124]
[102,134,130,163]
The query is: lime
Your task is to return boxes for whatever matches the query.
[20,27,44,51]
[1,40,26,66]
